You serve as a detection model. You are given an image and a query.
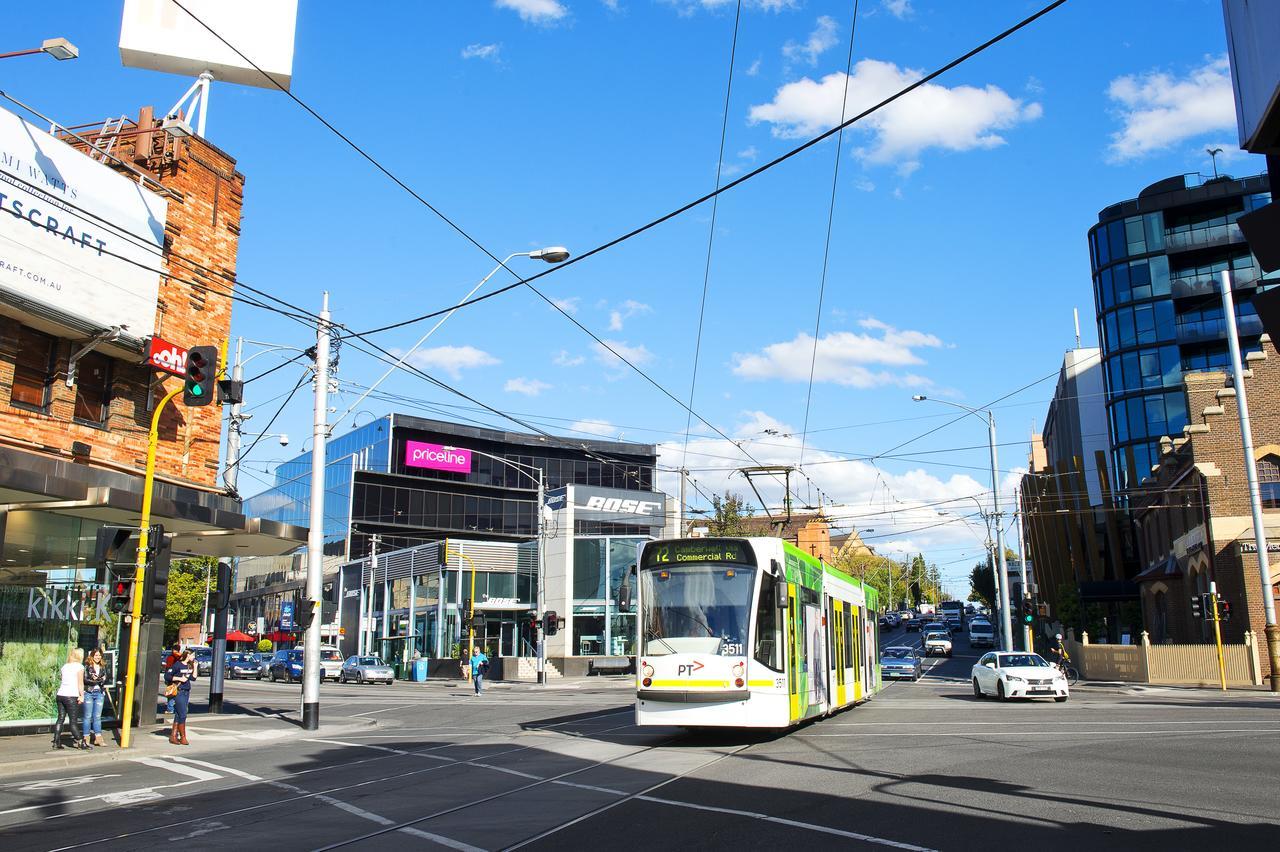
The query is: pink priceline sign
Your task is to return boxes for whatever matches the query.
[404,441,472,473]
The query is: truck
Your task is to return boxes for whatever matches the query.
[939,600,964,629]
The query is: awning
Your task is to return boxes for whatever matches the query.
[225,630,256,642]
[1078,580,1141,602]
[265,630,297,643]
[1134,555,1182,583]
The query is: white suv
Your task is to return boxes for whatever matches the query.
[968,620,994,648]
[318,646,345,681]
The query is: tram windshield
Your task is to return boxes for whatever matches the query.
[639,563,757,656]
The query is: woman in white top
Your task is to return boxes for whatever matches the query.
[53,647,87,750]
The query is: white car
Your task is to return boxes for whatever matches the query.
[972,652,1069,702]
[922,629,952,657]
[967,620,994,647]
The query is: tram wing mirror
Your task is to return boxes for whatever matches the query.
[774,580,789,611]
[618,583,632,612]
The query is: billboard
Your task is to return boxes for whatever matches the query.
[548,485,668,529]
[0,105,168,342]
[404,441,472,474]
[120,0,298,90]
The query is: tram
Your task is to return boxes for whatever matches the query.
[634,536,880,729]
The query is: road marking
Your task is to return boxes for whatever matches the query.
[306,738,413,755]
[552,780,625,795]
[399,827,486,851]
[352,704,418,717]
[467,762,541,779]
[314,792,395,825]
[636,795,937,851]
[167,820,229,841]
[130,757,221,782]
[170,757,263,781]
[822,719,1280,726]
[102,789,163,806]
[8,775,121,792]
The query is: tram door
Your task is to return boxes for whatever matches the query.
[806,601,824,708]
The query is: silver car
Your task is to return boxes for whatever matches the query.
[340,655,395,685]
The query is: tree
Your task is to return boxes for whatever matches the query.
[708,492,754,536]
[257,639,273,653]
[163,556,216,644]
[969,561,996,609]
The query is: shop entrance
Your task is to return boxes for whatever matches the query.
[472,610,527,657]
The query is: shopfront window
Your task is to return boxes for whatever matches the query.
[573,607,605,656]
[573,539,606,600]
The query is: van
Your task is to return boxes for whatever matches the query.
[968,620,994,648]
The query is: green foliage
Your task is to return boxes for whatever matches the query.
[165,566,208,644]
[708,493,754,536]
[969,561,996,609]
[256,639,273,653]
[829,549,943,611]
[0,639,63,721]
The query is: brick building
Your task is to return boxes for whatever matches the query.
[1131,334,1280,677]
[0,103,303,727]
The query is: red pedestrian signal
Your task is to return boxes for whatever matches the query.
[110,575,134,613]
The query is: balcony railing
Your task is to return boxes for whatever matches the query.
[1164,223,1245,253]
[1175,314,1264,345]
[1170,267,1261,299]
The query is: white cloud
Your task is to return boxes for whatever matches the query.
[732,317,944,388]
[461,43,501,61]
[748,59,1042,169]
[553,349,585,367]
[1106,55,1236,162]
[783,16,838,67]
[853,176,876,192]
[881,0,913,20]
[746,57,762,76]
[572,418,621,438]
[551,296,581,315]
[496,0,567,23]
[738,145,758,160]
[607,299,652,331]
[504,377,551,396]
[406,345,499,380]
[602,0,621,10]
[594,339,653,369]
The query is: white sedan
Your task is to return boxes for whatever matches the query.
[972,652,1069,702]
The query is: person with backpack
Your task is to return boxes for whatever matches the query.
[469,646,490,696]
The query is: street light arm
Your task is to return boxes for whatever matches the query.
[912,395,989,423]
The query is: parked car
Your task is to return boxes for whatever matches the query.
[880,646,923,680]
[318,646,345,682]
[923,628,953,657]
[188,646,213,677]
[340,656,396,684]
[885,613,901,628]
[254,652,272,677]
[972,652,1069,702]
[225,652,263,680]
[269,649,304,683]
[905,617,923,632]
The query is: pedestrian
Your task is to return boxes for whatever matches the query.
[470,646,489,696]
[165,649,195,745]
[53,647,87,750]
[82,647,110,747]
[163,642,181,717]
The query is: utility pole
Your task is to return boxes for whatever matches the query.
[678,468,687,537]
[1016,486,1032,652]
[536,469,547,685]
[1221,270,1280,691]
[365,534,380,657]
[302,292,331,730]
[225,337,245,494]
[989,412,1014,651]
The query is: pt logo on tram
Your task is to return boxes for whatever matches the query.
[676,660,705,676]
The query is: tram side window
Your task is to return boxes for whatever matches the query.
[843,607,854,663]
[753,572,784,671]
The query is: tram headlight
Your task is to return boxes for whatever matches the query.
[641,662,654,678]
[731,662,745,677]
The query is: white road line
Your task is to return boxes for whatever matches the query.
[552,780,625,796]
[399,827,486,851]
[130,757,222,782]
[466,762,541,780]
[306,738,413,755]
[0,779,204,817]
[313,793,395,826]
[170,757,264,781]
[351,704,418,717]
[636,795,937,851]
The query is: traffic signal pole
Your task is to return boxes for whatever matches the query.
[119,385,182,749]
[1210,581,1227,692]
[302,293,331,731]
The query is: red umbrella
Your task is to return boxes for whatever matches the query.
[225,630,256,643]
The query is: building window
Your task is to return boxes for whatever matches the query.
[73,351,112,425]
[1259,455,1280,509]
[10,327,57,411]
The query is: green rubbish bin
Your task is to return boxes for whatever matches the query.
[393,661,403,680]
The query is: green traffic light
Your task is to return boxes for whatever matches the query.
[190,384,204,396]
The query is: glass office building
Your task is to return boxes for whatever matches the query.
[1090,172,1275,489]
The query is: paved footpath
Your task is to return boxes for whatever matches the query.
[1,655,1277,851]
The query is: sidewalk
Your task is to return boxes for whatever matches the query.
[1,698,377,776]
[1075,680,1280,697]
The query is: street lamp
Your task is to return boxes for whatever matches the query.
[913,394,1014,650]
[443,447,550,685]
[0,38,79,61]
[333,247,571,432]
[223,340,310,495]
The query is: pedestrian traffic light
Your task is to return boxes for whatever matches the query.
[1201,592,1216,619]
[141,526,170,620]
[109,574,134,614]
[1218,600,1232,622]
[543,610,559,637]
[183,345,217,406]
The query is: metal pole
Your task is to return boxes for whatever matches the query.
[225,337,244,493]
[208,558,230,713]
[119,385,182,749]
[1016,488,1032,652]
[301,292,331,730]
[537,470,547,685]
[1210,581,1228,692]
[678,467,687,537]
[989,412,1014,650]
[1220,270,1280,691]
[199,563,212,645]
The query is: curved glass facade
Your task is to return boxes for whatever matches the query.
[1089,176,1274,489]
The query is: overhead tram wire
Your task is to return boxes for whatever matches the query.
[236,371,309,465]
[347,0,1071,340]
[680,0,744,473]
[798,0,862,500]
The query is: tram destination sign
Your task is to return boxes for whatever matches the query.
[642,540,753,569]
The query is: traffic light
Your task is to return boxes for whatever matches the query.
[321,580,337,604]
[214,559,233,610]
[109,574,134,614]
[1201,592,1216,619]
[183,345,217,406]
[1021,598,1035,625]
[543,610,559,637]
[92,525,134,585]
[1190,595,1203,618]
[141,526,170,620]
[1218,600,1232,622]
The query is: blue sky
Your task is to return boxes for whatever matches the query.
[4,0,1265,594]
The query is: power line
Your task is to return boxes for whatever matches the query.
[681,0,744,473]
[237,370,309,464]
[347,0,1071,340]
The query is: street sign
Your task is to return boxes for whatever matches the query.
[280,600,295,631]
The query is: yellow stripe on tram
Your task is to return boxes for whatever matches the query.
[747,679,773,688]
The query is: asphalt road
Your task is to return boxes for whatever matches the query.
[2,626,1277,851]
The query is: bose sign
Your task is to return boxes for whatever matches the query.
[560,485,667,528]
[584,496,662,516]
